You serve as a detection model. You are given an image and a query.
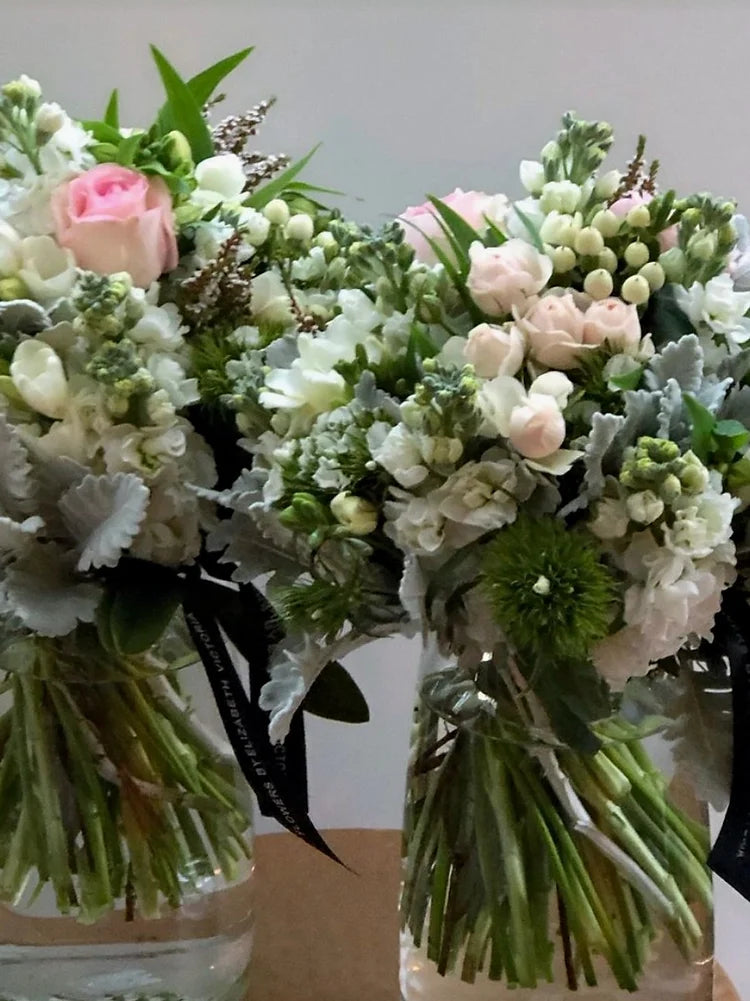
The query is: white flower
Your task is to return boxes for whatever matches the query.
[519,160,545,196]
[193,153,247,208]
[250,271,294,327]
[285,213,314,242]
[260,365,348,420]
[368,423,428,488]
[626,490,665,525]
[330,492,378,535]
[539,181,582,215]
[0,220,21,276]
[10,339,69,418]
[100,423,186,477]
[291,246,327,282]
[146,354,200,408]
[384,488,445,555]
[35,102,67,135]
[237,206,271,246]
[505,197,545,241]
[129,302,186,353]
[18,235,77,303]
[193,219,240,264]
[590,496,630,540]
[663,480,738,558]
[432,451,536,547]
[539,211,582,247]
[674,274,750,348]
[129,473,203,566]
[322,289,385,363]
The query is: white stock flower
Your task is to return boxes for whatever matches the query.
[291,246,327,283]
[0,220,22,276]
[383,488,445,555]
[35,102,67,135]
[330,492,379,535]
[368,423,428,488]
[250,271,294,327]
[10,339,69,418]
[146,354,200,408]
[238,206,271,246]
[663,479,738,558]
[129,302,187,353]
[260,363,349,421]
[590,495,631,540]
[18,235,77,302]
[674,274,750,348]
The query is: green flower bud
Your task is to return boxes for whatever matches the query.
[551,245,577,273]
[591,208,621,238]
[642,437,680,463]
[263,199,290,226]
[598,247,618,273]
[659,246,686,283]
[416,295,444,324]
[626,205,651,229]
[687,231,716,262]
[659,473,682,502]
[621,274,650,305]
[583,267,614,300]
[285,213,314,242]
[639,261,665,291]
[594,170,621,200]
[2,75,41,103]
[678,450,710,493]
[574,226,605,256]
[624,241,650,269]
[330,492,378,535]
[0,276,28,300]
[162,130,194,172]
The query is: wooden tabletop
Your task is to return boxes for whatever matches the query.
[251,829,739,1001]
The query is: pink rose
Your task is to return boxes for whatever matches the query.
[508,394,566,459]
[521,293,587,370]
[466,239,552,317]
[398,188,491,265]
[609,190,677,251]
[464,322,525,378]
[52,164,178,288]
[583,298,642,352]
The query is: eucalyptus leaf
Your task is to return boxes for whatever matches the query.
[302,660,370,723]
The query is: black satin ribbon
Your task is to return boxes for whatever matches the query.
[183,578,341,865]
[708,591,750,899]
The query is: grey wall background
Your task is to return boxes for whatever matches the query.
[1,0,749,992]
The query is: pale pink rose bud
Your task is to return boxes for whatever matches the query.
[466,239,552,317]
[464,322,525,378]
[398,188,493,265]
[521,293,587,370]
[508,394,566,459]
[52,164,178,288]
[583,297,642,351]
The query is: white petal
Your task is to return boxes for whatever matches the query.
[525,448,583,475]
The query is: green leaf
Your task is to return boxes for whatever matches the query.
[714,419,749,441]
[246,145,320,208]
[483,215,507,247]
[285,180,347,198]
[156,47,254,135]
[728,455,750,491]
[104,89,119,129]
[512,202,544,252]
[683,393,716,461]
[608,366,644,392]
[150,45,214,162]
[427,194,482,264]
[116,131,144,167]
[302,660,370,723]
[81,121,123,144]
[641,285,695,346]
[415,227,484,324]
[107,563,184,656]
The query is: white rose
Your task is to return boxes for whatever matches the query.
[10,339,69,418]
[0,220,22,276]
[194,153,247,203]
[464,323,525,378]
[18,235,77,303]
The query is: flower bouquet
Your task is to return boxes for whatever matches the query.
[0,45,340,1001]
[201,113,750,997]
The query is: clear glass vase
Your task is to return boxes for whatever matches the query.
[399,642,714,1000]
[0,624,254,1001]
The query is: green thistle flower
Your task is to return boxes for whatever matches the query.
[481,514,617,663]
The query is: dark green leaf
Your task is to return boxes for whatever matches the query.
[285,180,347,197]
[302,660,370,723]
[512,203,544,252]
[150,45,214,162]
[714,419,749,441]
[641,285,695,347]
[156,47,254,135]
[428,194,482,263]
[246,145,320,208]
[683,393,716,461]
[108,563,185,656]
[104,89,119,129]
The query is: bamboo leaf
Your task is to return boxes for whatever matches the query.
[156,47,254,135]
[103,89,120,129]
[246,145,320,208]
[150,45,214,162]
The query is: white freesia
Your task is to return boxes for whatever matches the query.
[10,339,69,418]
[18,235,77,302]
[250,270,294,327]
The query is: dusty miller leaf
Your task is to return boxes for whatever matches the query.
[0,416,35,517]
[59,473,150,572]
[3,542,101,636]
[643,334,704,394]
